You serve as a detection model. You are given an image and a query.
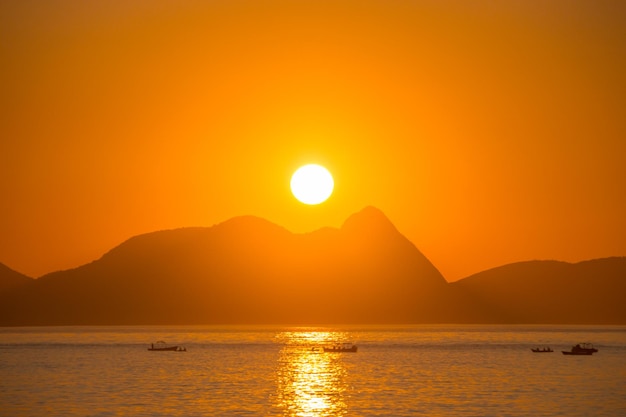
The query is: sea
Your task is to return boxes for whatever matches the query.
[1,325,625,416]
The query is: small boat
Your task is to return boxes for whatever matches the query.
[148,341,186,352]
[531,347,553,353]
[323,343,358,353]
[562,343,597,356]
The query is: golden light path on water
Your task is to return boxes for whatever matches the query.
[274,331,351,416]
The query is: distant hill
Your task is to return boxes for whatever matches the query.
[0,208,624,325]
[0,207,448,325]
[450,258,626,324]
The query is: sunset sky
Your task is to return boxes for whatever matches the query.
[1,0,624,281]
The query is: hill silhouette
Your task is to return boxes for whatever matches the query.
[450,258,626,324]
[0,207,624,325]
[0,207,448,325]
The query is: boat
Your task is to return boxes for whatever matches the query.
[562,343,597,356]
[148,341,186,352]
[531,347,553,353]
[323,343,358,353]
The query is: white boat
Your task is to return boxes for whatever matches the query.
[323,343,357,353]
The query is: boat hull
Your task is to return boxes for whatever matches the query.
[148,346,180,351]
[148,342,186,352]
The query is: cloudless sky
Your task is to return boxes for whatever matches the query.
[1,0,625,281]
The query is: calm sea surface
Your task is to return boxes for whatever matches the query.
[1,325,625,416]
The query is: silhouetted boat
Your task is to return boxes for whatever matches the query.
[531,347,553,353]
[562,343,597,355]
[148,341,186,352]
[323,343,358,353]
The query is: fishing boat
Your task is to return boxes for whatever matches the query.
[531,347,553,353]
[148,341,186,352]
[562,343,597,355]
[323,343,358,353]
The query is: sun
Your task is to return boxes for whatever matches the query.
[290,164,334,205]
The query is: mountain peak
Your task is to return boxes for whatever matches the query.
[341,206,398,235]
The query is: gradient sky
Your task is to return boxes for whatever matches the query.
[1,0,625,281]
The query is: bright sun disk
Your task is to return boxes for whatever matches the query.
[290,164,334,205]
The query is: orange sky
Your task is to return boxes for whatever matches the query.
[1,0,625,281]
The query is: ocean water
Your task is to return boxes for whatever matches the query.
[1,325,625,416]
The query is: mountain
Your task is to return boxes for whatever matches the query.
[1,208,624,325]
[450,257,626,324]
[0,207,448,325]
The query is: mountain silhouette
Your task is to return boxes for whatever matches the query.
[0,208,624,325]
[0,207,447,325]
[450,258,626,324]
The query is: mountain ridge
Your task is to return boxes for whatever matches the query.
[450,257,626,324]
[1,208,624,325]
[0,207,447,325]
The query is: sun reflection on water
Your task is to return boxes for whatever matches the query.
[274,331,350,416]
